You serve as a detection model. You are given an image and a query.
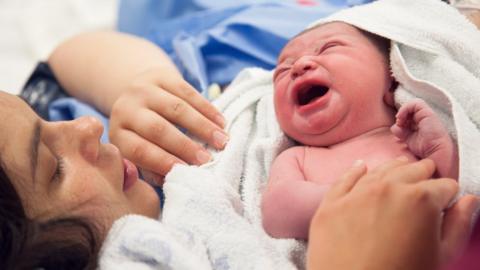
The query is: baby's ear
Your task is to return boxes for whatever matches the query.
[383,79,398,107]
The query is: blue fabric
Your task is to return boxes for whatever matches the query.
[47,0,371,206]
[49,98,110,143]
[118,0,373,93]
[48,0,373,141]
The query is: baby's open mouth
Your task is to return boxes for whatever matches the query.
[297,84,329,106]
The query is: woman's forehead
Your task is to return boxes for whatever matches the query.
[0,92,36,122]
[0,91,34,116]
[0,92,37,172]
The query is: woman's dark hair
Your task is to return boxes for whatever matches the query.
[0,164,101,270]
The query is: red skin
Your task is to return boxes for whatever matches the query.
[262,22,457,240]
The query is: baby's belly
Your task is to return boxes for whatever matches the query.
[303,145,417,185]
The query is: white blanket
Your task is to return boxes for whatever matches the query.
[162,68,304,269]
[100,69,303,270]
[308,0,480,196]
[100,1,480,269]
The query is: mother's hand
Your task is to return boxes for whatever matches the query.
[109,67,228,185]
[307,158,479,270]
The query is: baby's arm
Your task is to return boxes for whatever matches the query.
[391,99,458,179]
[262,147,331,240]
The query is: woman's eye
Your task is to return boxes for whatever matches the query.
[52,156,65,181]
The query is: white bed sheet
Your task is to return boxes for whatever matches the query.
[0,0,118,95]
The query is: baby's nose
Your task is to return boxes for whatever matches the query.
[291,57,317,78]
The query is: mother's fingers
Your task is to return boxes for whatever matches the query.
[139,168,165,187]
[351,157,410,188]
[160,78,226,128]
[325,160,367,201]
[145,85,229,150]
[385,159,436,184]
[140,68,226,128]
[356,158,435,190]
[440,195,480,264]
[415,178,459,210]
[124,108,211,165]
[111,129,185,178]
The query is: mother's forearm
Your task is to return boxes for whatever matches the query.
[48,31,179,115]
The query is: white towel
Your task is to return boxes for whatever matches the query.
[100,1,480,269]
[162,1,480,268]
[100,68,304,270]
[307,0,480,196]
[99,215,212,270]
[162,68,304,270]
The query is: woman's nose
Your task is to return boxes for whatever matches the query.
[70,116,104,162]
[291,56,317,79]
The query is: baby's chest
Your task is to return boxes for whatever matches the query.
[302,144,415,184]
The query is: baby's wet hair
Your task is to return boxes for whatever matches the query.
[298,22,391,59]
[359,28,390,61]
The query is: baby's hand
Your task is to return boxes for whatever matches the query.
[391,99,457,178]
[391,99,448,157]
[109,67,228,185]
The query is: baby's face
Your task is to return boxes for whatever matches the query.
[273,22,394,146]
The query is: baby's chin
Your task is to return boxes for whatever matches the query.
[287,133,337,147]
[286,128,360,147]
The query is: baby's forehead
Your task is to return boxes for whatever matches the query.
[278,22,359,61]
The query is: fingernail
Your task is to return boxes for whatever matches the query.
[196,150,211,164]
[215,114,226,128]
[213,130,229,148]
[175,160,188,166]
[352,160,364,167]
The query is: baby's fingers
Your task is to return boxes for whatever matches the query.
[397,99,432,127]
[390,123,410,141]
[394,99,425,129]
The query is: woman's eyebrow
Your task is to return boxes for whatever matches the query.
[30,120,41,182]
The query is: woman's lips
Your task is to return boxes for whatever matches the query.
[123,158,138,191]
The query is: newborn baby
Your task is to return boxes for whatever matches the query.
[261,22,458,240]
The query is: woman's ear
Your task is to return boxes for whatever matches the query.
[383,78,398,107]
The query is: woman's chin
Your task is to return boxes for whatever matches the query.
[127,181,161,219]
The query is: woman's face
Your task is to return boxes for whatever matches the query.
[0,92,160,231]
